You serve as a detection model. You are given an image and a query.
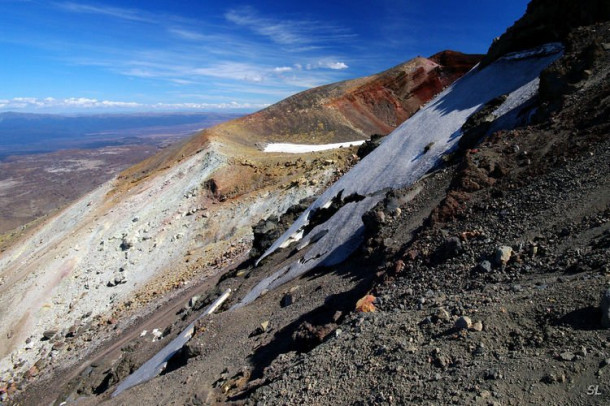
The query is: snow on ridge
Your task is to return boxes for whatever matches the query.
[235,43,564,309]
[263,141,366,153]
[501,42,563,61]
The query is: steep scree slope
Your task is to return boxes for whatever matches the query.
[0,52,478,402]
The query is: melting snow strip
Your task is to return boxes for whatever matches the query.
[111,289,231,398]
[263,141,366,153]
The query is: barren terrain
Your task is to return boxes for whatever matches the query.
[4,2,609,405]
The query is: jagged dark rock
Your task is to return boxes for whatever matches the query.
[356,134,386,159]
[482,0,610,66]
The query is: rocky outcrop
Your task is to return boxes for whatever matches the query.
[483,0,610,66]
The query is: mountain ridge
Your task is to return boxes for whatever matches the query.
[0,51,480,402]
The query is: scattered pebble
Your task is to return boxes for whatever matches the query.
[454,316,472,330]
[494,245,512,265]
[471,321,483,332]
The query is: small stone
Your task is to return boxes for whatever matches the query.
[559,352,575,361]
[280,293,294,308]
[260,321,270,332]
[436,308,451,322]
[484,369,502,380]
[120,237,133,251]
[25,365,39,379]
[454,316,472,330]
[601,288,610,328]
[494,246,512,265]
[42,330,57,340]
[474,342,485,356]
[332,310,343,323]
[152,328,163,340]
[475,260,492,273]
[512,284,523,292]
[355,295,376,313]
[478,390,491,399]
[542,373,566,384]
[188,295,201,308]
[471,321,483,332]
[65,325,78,338]
[405,345,417,354]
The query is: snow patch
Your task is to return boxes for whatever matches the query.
[237,43,564,308]
[501,42,563,61]
[263,141,366,153]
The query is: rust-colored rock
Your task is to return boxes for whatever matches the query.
[355,294,376,313]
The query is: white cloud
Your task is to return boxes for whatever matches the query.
[192,62,266,82]
[326,61,348,70]
[152,101,270,110]
[305,61,349,70]
[168,28,206,41]
[225,6,354,49]
[0,97,266,111]
[273,66,292,73]
[120,68,159,78]
[225,8,304,45]
[54,2,153,23]
[169,78,196,85]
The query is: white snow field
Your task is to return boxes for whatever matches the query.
[235,43,564,308]
[263,141,366,153]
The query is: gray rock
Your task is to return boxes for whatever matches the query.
[559,352,575,361]
[280,293,294,308]
[476,260,492,273]
[601,288,610,328]
[107,274,126,287]
[42,330,57,340]
[454,316,472,330]
[120,237,133,251]
[494,246,512,265]
[435,308,451,322]
[188,295,201,308]
[484,369,503,380]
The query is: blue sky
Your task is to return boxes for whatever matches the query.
[0,0,530,113]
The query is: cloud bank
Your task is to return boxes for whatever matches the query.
[0,97,268,111]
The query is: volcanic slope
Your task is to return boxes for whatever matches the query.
[0,52,480,401]
[71,3,609,405]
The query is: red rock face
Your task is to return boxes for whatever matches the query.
[208,52,482,146]
[328,52,481,138]
[116,52,481,190]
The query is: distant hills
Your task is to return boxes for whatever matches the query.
[0,111,242,159]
